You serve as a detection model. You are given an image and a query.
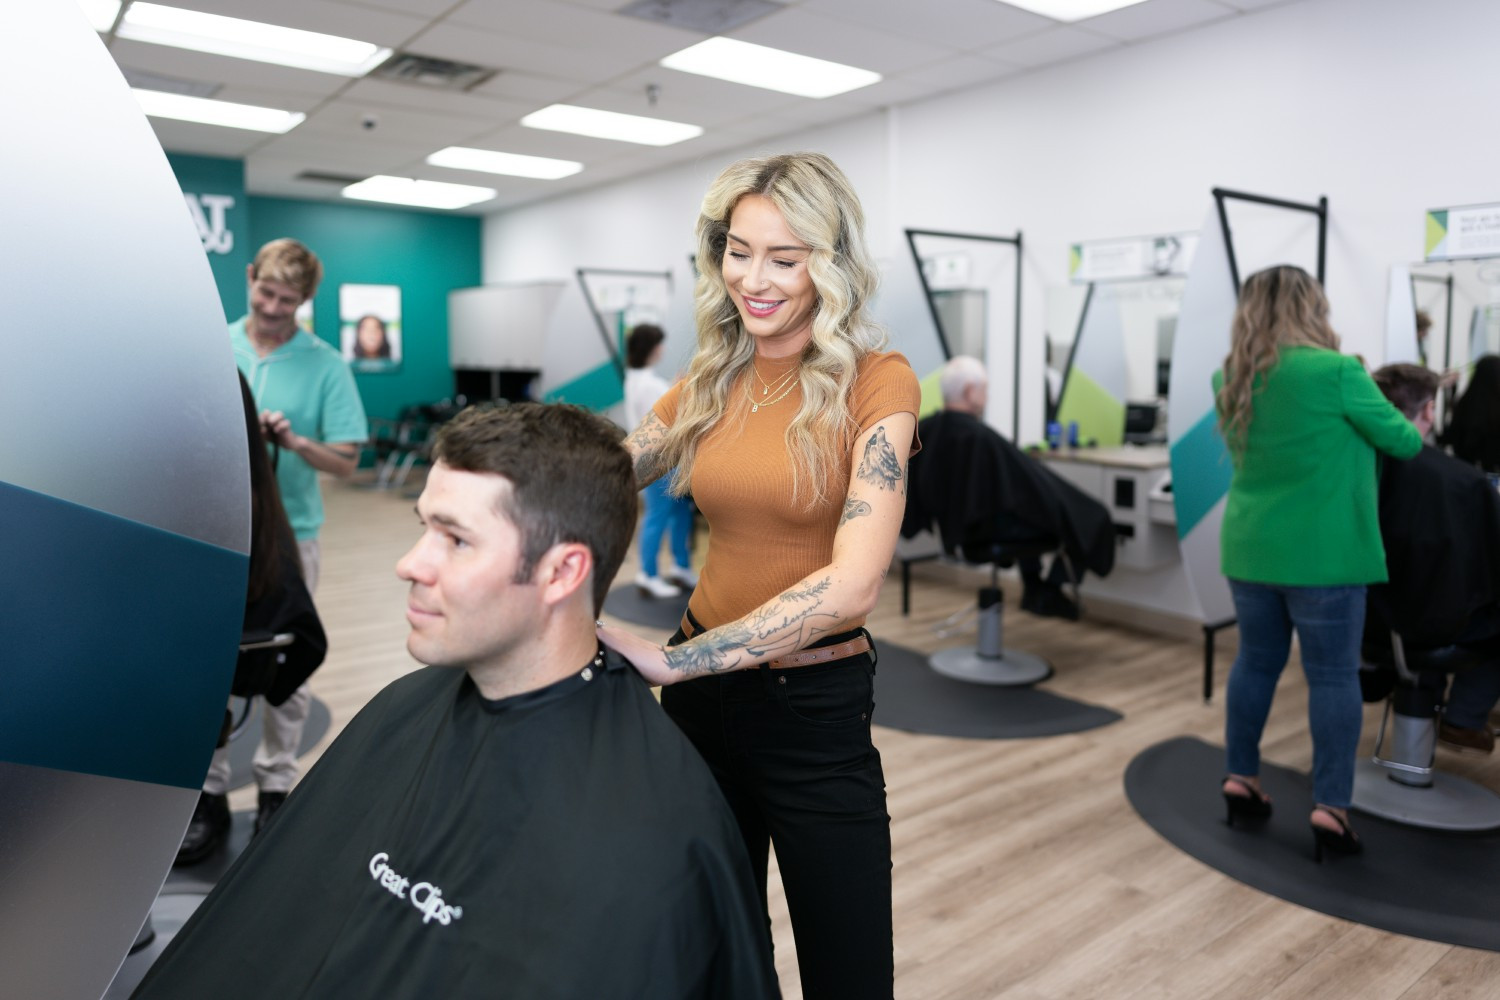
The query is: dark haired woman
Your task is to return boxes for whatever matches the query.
[1215,265,1420,860]
[623,323,696,598]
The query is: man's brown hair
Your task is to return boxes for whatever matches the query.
[1372,362,1440,419]
[251,238,324,300]
[432,403,635,613]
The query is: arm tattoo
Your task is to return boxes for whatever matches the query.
[840,495,872,526]
[856,426,903,492]
[624,412,670,488]
[665,576,840,677]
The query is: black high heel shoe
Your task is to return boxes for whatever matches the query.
[1311,807,1362,863]
[1222,777,1272,827]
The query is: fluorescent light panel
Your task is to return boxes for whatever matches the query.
[132,89,304,133]
[118,2,391,77]
[521,105,702,147]
[79,0,121,32]
[427,147,583,180]
[342,176,497,210]
[992,0,1149,22]
[660,38,880,99]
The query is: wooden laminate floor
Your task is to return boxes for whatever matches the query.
[244,476,1500,1000]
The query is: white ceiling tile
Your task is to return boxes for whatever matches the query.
[890,54,1023,96]
[566,84,746,128]
[468,70,589,105]
[150,119,270,158]
[447,0,705,55]
[109,39,350,100]
[464,122,655,161]
[980,26,1118,67]
[337,78,533,121]
[1079,0,1236,41]
[331,0,458,16]
[725,7,952,75]
[604,66,809,116]
[154,0,430,47]
[406,22,653,84]
[796,0,1055,51]
[295,99,498,147]
[1211,0,1295,9]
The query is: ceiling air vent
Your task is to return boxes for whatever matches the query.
[295,171,367,185]
[370,52,497,91]
[617,0,781,33]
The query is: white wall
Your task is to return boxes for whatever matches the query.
[484,0,1500,444]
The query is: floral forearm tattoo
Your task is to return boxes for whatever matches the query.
[663,577,840,678]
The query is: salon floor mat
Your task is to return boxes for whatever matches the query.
[226,696,332,792]
[1124,736,1500,951]
[603,583,692,631]
[873,643,1121,739]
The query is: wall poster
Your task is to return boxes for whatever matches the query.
[339,283,402,373]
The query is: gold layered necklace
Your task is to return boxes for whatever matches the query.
[744,359,800,414]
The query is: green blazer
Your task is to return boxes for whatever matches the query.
[1214,346,1421,586]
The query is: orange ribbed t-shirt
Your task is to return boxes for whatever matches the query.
[653,350,921,632]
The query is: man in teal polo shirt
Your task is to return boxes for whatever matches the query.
[179,238,368,864]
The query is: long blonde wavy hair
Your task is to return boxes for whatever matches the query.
[659,153,887,506]
[1216,264,1340,457]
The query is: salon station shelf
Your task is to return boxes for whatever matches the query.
[1037,446,1177,573]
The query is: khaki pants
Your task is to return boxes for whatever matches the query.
[204,539,319,796]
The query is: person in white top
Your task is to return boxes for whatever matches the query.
[623,324,697,598]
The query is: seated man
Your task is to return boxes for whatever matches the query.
[134,404,780,1000]
[1372,363,1500,753]
[903,356,1115,618]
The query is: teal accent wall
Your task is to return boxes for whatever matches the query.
[249,196,482,423]
[1169,409,1234,539]
[165,153,249,321]
[543,360,624,411]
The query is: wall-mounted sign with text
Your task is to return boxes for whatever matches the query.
[1069,232,1198,283]
[1425,203,1500,261]
[183,192,235,255]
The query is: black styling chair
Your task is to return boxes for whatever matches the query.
[1354,600,1500,831]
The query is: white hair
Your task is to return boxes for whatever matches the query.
[939,355,988,407]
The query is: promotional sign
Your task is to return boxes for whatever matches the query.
[1426,203,1500,261]
[1070,232,1198,283]
[340,283,402,373]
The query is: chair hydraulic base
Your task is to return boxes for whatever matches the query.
[1352,758,1500,832]
[928,585,1053,687]
[929,646,1053,686]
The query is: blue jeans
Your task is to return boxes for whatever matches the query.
[1225,580,1366,808]
[638,477,692,577]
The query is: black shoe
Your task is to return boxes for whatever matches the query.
[175,792,230,866]
[255,791,288,836]
[1022,582,1079,621]
[1222,777,1272,828]
[1311,807,1362,863]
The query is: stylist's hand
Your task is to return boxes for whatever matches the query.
[596,621,680,687]
[259,409,302,451]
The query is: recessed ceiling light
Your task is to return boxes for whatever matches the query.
[992,0,1149,22]
[427,147,583,180]
[77,0,121,32]
[521,105,703,146]
[660,38,881,99]
[342,176,497,210]
[118,2,391,77]
[131,89,305,133]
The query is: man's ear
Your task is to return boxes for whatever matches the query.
[535,542,593,609]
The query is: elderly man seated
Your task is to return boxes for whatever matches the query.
[904,356,1115,618]
[1372,363,1500,753]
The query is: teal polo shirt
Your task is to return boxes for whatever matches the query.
[231,318,369,541]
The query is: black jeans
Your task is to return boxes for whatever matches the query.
[663,620,893,1000]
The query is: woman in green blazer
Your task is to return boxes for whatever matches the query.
[1214,265,1421,860]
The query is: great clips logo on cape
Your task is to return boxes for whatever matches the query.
[369,852,465,927]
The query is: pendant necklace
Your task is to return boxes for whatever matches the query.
[751,358,799,398]
[745,372,799,413]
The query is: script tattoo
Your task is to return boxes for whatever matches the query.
[840,495,872,526]
[665,576,840,677]
[624,412,670,487]
[856,426,903,493]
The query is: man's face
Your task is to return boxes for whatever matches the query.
[396,463,539,673]
[248,274,307,341]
